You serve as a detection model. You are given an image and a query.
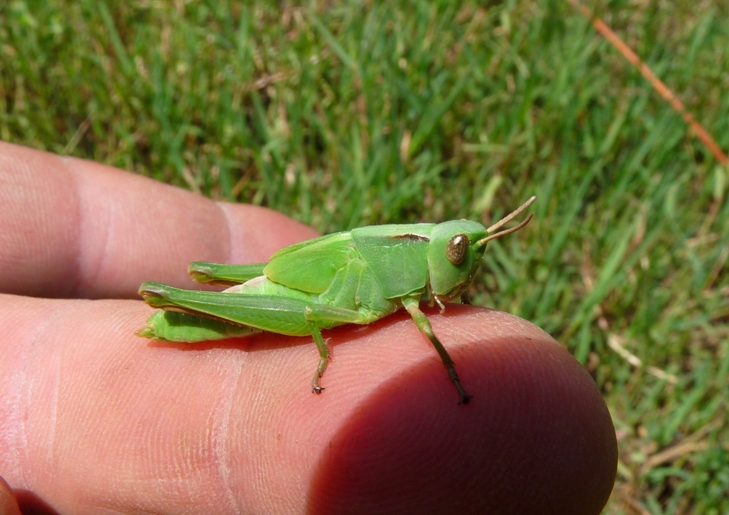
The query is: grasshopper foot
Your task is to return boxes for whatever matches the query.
[447,367,472,405]
[311,355,328,395]
[458,393,473,405]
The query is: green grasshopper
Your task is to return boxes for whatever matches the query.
[137,196,535,404]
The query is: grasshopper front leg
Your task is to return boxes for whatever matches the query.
[401,296,472,404]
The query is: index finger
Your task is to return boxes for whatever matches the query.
[0,142,318,299]
[0,295,617,514]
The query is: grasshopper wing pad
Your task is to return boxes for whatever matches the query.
[351,224,434,299]
[268,231,349,259]
[263,232,355,294]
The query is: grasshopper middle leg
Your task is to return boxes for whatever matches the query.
[304,304,370,393]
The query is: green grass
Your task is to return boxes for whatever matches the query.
[2,1,728,512]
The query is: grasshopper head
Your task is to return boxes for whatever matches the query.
[427,196,536,300]
[427,220,489,299]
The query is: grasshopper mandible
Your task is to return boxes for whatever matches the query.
[137,196,536,404]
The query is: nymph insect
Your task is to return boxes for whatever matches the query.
[138,196,536,404]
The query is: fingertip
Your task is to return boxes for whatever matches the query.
[307,308,617,515]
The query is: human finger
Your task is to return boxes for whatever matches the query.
[0,142,317,299]
[0,295,615,514]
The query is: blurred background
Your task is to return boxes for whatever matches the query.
[1,1,727,512]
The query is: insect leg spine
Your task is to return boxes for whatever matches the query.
[434,295,446,313]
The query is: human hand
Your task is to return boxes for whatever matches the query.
[0,142,616,514]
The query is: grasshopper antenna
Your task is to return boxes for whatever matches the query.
[477,196,536,246]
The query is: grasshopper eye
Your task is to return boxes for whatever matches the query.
[446,233,469,265]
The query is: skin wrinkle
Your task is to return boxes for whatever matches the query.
[212,355,244,514]
[69,161,113,300]
[56,156,86,299]
[44,340,61,471]
[0,299,74,487]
